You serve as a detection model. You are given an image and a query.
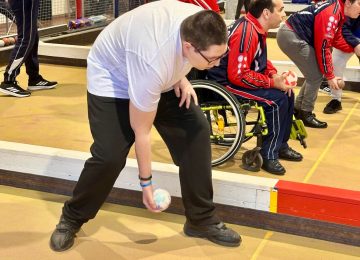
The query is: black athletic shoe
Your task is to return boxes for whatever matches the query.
[323,99,342,114]
[28,76,57,91]
[184,221,241,247]
[50,215,81,252]
[0,81,31,97]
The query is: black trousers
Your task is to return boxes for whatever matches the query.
[63,91,220,226]
[235,0,250,19]
[4,0,40,82]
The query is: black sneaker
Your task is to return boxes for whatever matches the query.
[50,215,81,252]
[319,80,331,96]
[184,221,241,247]
[0,81,31,97]
[323,99,342,114]
[28,76,57,91]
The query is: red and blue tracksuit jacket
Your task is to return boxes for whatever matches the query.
[286,0,346,80]
[334,16,360,52]
[207,13,294,160]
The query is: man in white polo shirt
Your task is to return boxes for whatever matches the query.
[50,0,241,251]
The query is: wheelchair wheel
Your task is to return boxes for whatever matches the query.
[191,80,245,167]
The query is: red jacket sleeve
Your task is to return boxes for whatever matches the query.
[264,60,277,78]
[332,26,356,53]
[227,24,275,89]
[313,3,343,80]
[178,0,220,13]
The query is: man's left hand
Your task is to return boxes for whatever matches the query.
[174,77,198,108]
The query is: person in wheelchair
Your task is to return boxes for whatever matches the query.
[207,0,303,175]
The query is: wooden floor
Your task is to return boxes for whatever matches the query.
[1,40,360,258]
[1,184,360,259]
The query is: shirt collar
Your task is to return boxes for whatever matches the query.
[245,13,266,35]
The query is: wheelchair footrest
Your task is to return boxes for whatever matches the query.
[290,118,308,149]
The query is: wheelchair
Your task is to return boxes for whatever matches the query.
[191,79,307,171]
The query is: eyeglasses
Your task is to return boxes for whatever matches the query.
[192,44,230,65]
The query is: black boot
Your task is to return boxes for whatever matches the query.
[299,110,327,128]
[184,221,241,247]
[261,159,286,175]
[49,215,82,252]
[279,147,303,161]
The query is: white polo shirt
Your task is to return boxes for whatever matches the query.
[87,0,203,112]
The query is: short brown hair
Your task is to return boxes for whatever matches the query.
[180,10,227,51]
[249,0,275,18]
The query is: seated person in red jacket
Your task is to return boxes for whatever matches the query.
[207,0,302,175]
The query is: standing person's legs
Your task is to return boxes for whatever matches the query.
[4,0,39,82]
[50,93,135,251]
[26,30,58,90]
[244,0,251,13]
[277,24,327,128]
[153,90,241,247]
[25,31,40,82]
[323,48,352,114]
[0,0,39,97]
[332,48,352,100]
[63,94,135,223]
[154,90,217,225]
[235,0,245,19]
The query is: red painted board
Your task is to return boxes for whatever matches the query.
[276,180,360,227]
[275,180,360,205]
[277,193,360,227]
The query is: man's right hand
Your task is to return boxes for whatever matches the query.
[142,185,161,213]
[273,73,296,96]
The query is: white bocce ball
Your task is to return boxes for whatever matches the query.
[153,188,171,211]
